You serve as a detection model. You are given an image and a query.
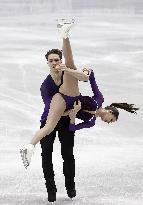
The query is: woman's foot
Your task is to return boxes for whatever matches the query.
[20,144,35,169]
[57,18,75,39]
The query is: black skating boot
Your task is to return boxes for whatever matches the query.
[48,191,56,203]
[65,178,76,199]
[67,189,76,199]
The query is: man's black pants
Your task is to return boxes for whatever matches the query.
[40,117,75,193]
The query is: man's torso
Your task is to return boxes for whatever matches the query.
[40,73,69,124]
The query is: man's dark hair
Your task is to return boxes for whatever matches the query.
[105,103,139,120]
[45,49,62,60]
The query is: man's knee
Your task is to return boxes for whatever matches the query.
[61,147,74,161]
[40,141,53,158]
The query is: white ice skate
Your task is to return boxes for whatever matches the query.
[20,144,35,169]
[57,18,75,39]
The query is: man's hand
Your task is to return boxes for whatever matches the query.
[55,64,70,72]
[73,100,81,111]
[68,100,81,123]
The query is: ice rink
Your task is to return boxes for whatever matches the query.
[0,1,143,204]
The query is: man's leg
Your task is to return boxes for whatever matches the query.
[58,118,76,197]
[40,121,57,198]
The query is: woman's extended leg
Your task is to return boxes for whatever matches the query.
[58,19,77,69]
[62,37,77,70]
[20,94,66,169]
[30,93,66,145]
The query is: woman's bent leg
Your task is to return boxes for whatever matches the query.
[30,93,66,145]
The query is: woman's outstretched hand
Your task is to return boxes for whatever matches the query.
[69,100,81,124]
[82,68,93,76]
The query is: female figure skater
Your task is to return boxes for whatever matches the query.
[20,19,139,169]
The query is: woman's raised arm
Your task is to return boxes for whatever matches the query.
[64,67,90,81]
[56,64,90,81]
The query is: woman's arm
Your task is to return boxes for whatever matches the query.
[89,71,104,108]
[58,64,90,81]
[65,68,90,81]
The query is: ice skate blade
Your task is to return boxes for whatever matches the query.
[20,149,29,169]
[57,21,74,29]
[56,18,75,26]
[57,23,62,28]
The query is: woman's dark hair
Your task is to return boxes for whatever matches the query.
[45,49,62,60]
[105,103,139,120]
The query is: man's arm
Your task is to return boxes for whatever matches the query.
[69,115,96,131]
[67,101,96,131]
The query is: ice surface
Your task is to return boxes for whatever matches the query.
[0,1,143,205]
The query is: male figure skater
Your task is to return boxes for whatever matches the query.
[40,19,92,203]
[40,50,76,203]
[40,21,77,203]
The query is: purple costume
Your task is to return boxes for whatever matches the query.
[40,71,104,131]
[69,71,104,131]
[59,92,82,110]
